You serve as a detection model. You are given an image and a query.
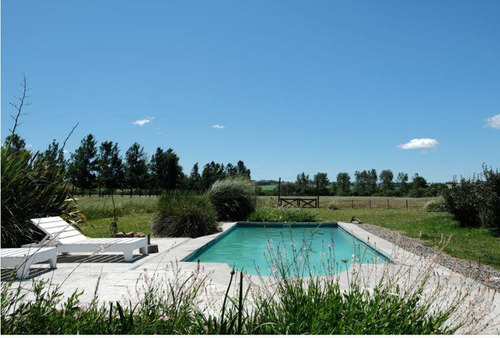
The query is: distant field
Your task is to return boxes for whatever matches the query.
[257,196,437,209]
[74,195,436,219]
[259,184,276,192]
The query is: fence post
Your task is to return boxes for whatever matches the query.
[406,199,408,209]
[351,200,354,209]
[278,177,282,207]
[387,199,390,209]
[369,199,371,209]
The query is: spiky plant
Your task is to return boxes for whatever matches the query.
[1,147,77,247]
[152,190,220,238]
[208,177,256,221]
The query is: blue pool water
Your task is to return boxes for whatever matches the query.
[183,222,389,276]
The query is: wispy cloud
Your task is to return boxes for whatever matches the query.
[486,114,500,129]
[63,148,69,154]
[212,124,226,129]
[26,143,33,148]
[132,116,154,126]
[398,138,439,150]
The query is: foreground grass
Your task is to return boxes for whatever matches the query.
[2,262,484,335]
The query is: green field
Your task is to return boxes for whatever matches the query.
[76,196,500,270]
[257,196,437,209]
[259,184,277,192]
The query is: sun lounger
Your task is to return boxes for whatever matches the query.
[1,247,57,278]
[30,217,148,262]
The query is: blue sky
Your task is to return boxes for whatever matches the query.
[2,0,499,182]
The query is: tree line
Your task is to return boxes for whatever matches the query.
[262,170,447,197]
[5,133,251,195]
[6,133,448,198]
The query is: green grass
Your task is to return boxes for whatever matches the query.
[76,196,158,219]
[248,207,318,222]
[259,184,276,192]
[79,214,154,238]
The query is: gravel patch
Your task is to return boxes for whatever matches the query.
[355,222,500,291]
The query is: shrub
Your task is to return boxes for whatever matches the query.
[327,201,339,210]
[442,177,481,227]
[480,166,500,232]
[247,207,318,222]
[1,147,77,247]
[443,165,500,231]
[208,177,256,221]
[152,190,220,238]
[423,198,446,212]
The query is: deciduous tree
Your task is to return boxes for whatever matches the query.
[67,134,98,194]
[379,169,394,196]
[125,142,149,193]
[336,172,351,196]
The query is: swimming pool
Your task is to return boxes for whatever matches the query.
[183,222,389,276]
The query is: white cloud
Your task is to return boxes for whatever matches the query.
[486,114,500,129]
[212,124,226,129]
[398,138,439,150]
[132,116,154,126]
[63,148,69,154]
[26,143,33,148]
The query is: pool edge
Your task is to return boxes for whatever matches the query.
[182,221,392,265]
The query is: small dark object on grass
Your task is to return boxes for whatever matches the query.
[351,216,362,224]
[114,231,146,238]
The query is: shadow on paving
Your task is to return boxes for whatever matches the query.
[1,254,148,280]
[55,253,147,264]
[1,267,56,280]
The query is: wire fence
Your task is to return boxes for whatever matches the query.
[257,196,436,209]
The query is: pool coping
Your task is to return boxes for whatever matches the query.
[181,221,393,272]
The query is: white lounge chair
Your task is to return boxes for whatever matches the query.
[30,217,148,262]
[1,247,57,279]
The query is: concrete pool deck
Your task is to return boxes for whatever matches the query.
[2,221,499,334]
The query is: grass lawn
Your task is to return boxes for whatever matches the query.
[79,213,154,238]
[76,196,499,270]
[259,184,276,192]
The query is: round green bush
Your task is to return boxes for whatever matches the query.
[423,198,446,212]
[208,177,256,221]
[152,190,220,238]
